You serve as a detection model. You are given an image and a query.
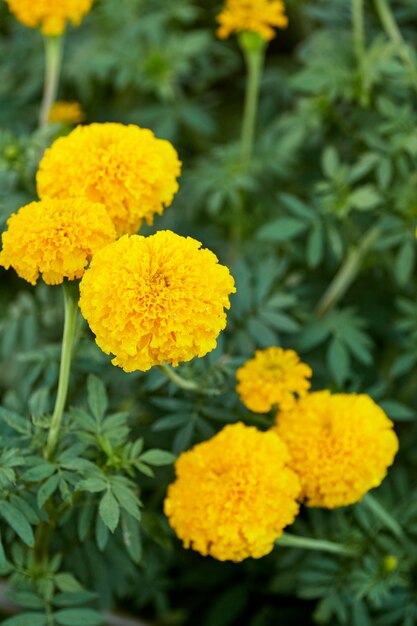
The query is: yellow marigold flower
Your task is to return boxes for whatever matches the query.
[274,391,399,509]
[79,231,236,372]
[164,422,300,562]
[0,198,116,285]
[5,0,94,36]
[217,0,288,41]
[48,101,85,125]
[37,123,181,236]
[236,347,312,413]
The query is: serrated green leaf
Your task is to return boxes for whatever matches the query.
[257,218,307,242]
[1,501,34,547]
[87,375,108,422]
[54,608,103,626]
[99,490,120,533]
[139,449,176,466]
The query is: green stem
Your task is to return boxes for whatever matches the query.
[276,533,357,557]
[39,34,64,129]
[239,32,266,168]
[362,493,405,541]
[315,226,379,318]
[352,0,367,105]
[45,283,79,459]
[374,0,417,93]
[159,363,220,396]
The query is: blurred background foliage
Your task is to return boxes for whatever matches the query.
[1,0,417,625]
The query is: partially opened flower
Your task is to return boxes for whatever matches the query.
[48,101,85,125]
[5,0,94,36]
[37,123,181,236]
[274,391,399,509]
[164,422,300,562]
[79,231,236,372]
[0,198,116,285]
[236,347,312,413]
[217,0,288,41]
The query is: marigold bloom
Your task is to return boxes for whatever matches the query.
[274,391,399,509]
[37,123,181,236]
[0,198,116,285]
[236,347,312,413]
[48,101,85,125]
[5,0,94,36]
[164,422,300,562]
[217,0,288,41]
[79,231,236,372]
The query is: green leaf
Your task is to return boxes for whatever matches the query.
[380,400,415,421]
[121,511,142,564]
[327,337,350,386]
[139,449,176,466]
[6,591,44,610]
[22,464,56,482]
[257,218,307,242]
[99,490,120,533]
[322,146,340,179]
[77,478,107,493]
[0,408,30,435]
[395,240,415,286]
[55,573,83,593]
[0,501,34,547]
[54,609,103,626]
[307,224,324,268]
[87,375,108,421]
[349,185,382,211]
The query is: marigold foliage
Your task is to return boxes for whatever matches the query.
[164,422,300,562]
[48,100,85,125]
[37,123,181,236]
[5,0,93,35]
[217,0,288,41]
[274,391,399,509]
[236,347,312,413]
[78,231,236,372]
[0,198,116,285]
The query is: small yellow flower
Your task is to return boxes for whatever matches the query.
[37,123,181,236]
[164,422,300,562]
[236,347,312,413]
[217,0,288,41]
[5,0,94,36]
[48,101,85,125]
[0,198,116,285]
[79,231,236,372]
[274,391,399,509]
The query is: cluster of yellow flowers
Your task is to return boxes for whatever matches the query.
[165,346,399,562]
[5,0,94,36]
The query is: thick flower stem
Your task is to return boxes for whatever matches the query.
[159,363,220,396]
[315,226,379,318]
[45,283,79,460]
[276,533,357,557]
[239,32,267,168]
[352,0,366,103]
[374,0,417,93]
[39,34,64,129]
[362,493,405,541]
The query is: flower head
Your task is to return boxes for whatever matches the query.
[48,101,85,125]
[274,391,399,509]
[236,347,312,413]
[164,422,300,562]
[79,231,236,372]
[217,0,288,41]
[5,0,94,35]
[37,123,181,236]
[0,198,116,285]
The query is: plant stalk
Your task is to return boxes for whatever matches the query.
[39,34,64,129]
[158,363,220,396]
[374,0,417,93]
[276,532,357,556]
[239,35,266,168]
[45,283,79,459]
[362,493,405,541]
[315,226,379,318]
